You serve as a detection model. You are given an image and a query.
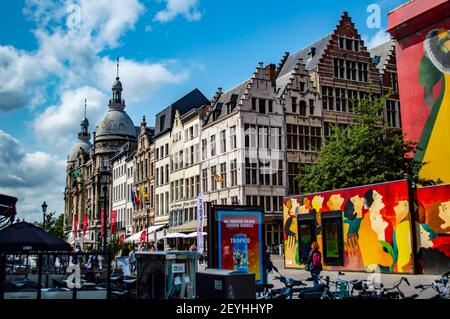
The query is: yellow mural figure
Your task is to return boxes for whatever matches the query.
[438,200,450,230]
[283,198,299,267]
[418,28,450,183]
[350,195,364,218]
[358,212,393,271]
[327,194,344,211]
[395,220,412,272]
[311,195,324,225]
[394,200,410,227]
[359,189,393,271]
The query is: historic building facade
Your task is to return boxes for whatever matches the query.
[132,116,155,232]
[201,62,287,252]
[64,67,137,247]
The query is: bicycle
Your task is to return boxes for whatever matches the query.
[415,271,450,299]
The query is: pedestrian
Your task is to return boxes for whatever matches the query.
[129,247,137,273]
[189,244,197,252]
[263,244,274,279]
[307,242,323,288]
[149,241,156,252]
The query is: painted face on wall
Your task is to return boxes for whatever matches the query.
[370,212,389,241]
[438,201,450,229]
[327,194,344,211]
[312,195,324,212]
[350,195,364,218]
[394,200,410,225]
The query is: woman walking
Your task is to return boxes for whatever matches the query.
[307,242,323,287]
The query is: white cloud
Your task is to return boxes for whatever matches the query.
[154,0,202,23]
[362,28,391,49]
[0,130,66,222]
[33,86,106,147]
[95,57,188,103]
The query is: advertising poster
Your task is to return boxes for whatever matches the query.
[217,209,264,283]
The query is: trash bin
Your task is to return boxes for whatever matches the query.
[196,269,255,299]
[136,251,198,299]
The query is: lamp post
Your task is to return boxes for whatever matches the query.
[41,201,48,230]
[100,168,110,253]
[145,201,150,243]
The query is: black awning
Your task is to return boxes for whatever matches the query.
[0,221,72,252]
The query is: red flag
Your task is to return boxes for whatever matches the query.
[74,214,78,236]
[101,210,104,236]
[140,229,147,243]
[135,190,141,206]
[111,210,117,235]
[119,233,125,245]
[83,214,88,236]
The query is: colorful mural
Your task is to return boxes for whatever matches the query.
[283,180,414,273]
[415,184,450,274]
[390,15,450,183]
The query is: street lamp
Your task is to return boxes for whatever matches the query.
[41,201,48,230]
[100,167,110,253]
[145,200,150,243]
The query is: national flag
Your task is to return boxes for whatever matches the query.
[111,211,117,235]
[197,192,205,254]
[213,172,224,183]
[74,213,78,236]
[140,229,147,243]
[83,214,88,237]
[119,233,125,245]
[135,190,141,206]
[131,190,136,206]
[141,186,148,200]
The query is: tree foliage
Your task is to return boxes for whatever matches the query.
[296,92,441,194]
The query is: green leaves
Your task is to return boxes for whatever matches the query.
[297,91,440,194]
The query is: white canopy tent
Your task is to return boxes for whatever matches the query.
[163,232,187,239]
[124,224,164,243]
[184,231,207,238]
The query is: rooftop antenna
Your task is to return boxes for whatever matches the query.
[84,99,87,118]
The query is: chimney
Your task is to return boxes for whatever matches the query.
[310,47,316,57]
[264,64,277,86]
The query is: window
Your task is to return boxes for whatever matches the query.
[391,72,398,92]
[221,198,227,205]
[230,126,237,149]
[251,97,257,111]
[245,158,258,185]
[186,178,190,200]
[309,99,314,116]
[220,130,226,153]
[259,159,271,185]
[386,100,400,128]
[346,60,357,81]
[211,166,217,191]
[165,164,169,183]
[268,100,273,113]
[299,100,307,116]
[258,126,269,149]
[358,62,368,82]
[347,89,358,112]
[210,135,216,156]
[231,196,239,205]
[160,115,165,131]
[291,97,297,113]
[259,98,266,114]
[321,212,344,265]
[322,86,334,110]
[156,167,159,186]
[190,145,194,165]
[335,88,347,112]
[270,127,281,150]
[334,58,345,79]
[230,159,237,186]
[202,139,207,160]
[244,124,257,148]
[220,163,227,188]
[202,168,208,192]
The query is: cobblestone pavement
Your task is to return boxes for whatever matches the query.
[198,256,447,299]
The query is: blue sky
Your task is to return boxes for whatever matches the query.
[0,0,404,221]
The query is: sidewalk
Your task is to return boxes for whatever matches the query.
[268,255,442,299]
